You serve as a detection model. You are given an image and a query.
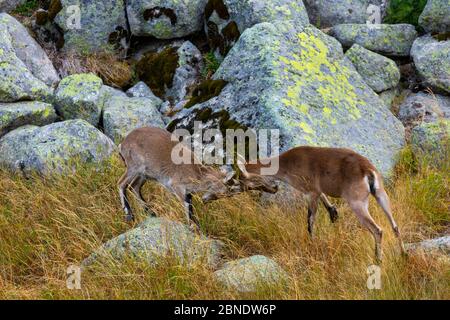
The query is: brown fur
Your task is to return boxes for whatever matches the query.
[246,146,406,261]
[118,127,277,226]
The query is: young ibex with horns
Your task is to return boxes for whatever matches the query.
[118,127,278,226]
[240,146,406,261]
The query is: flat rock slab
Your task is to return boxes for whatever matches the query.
[330,23,418,56]
[0,101,56,137]
[345,44,400,93]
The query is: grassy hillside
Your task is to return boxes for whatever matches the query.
[0,146,448,300]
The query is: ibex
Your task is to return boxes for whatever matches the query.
[118,127,278,226]
[242,146,406,261]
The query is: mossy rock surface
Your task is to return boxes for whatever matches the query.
[54,0,128,53]
[83,217,223,268]
[126,0,208,39]
[102,95,164,144]
[418,0,450,33]
[136,46,179,98]
[411,35,450,94]
[54,73,104,126]
[330,23,418,56]
[0,19,53,102]
[345,44,400,93]
[205,0,309,57]
[0,119,115,175]
[214,255,288,293]
[411,120,450,155]
[0,101,57,137]
[172,21,405,176]
[0,13,59,86]
[185,79,228,109]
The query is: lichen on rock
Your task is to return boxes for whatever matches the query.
[172,21,405,175]
[330,23,418,57]
[54,73,104,126]
[345,44,400,93]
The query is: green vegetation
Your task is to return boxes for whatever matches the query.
[12,0,40,16]
[184,79,228,108]
[384,0,428,27]
[136,47,179,98]
[201,52,221,79]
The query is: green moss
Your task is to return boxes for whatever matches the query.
[136,47,179,98]
[205,0,230,20]
[12,0,39,16]
[184,79,228,109]
[384,0,427,27]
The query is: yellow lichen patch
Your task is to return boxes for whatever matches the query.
[277,31,365,132]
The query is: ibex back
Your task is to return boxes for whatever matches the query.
[245,146,406,261]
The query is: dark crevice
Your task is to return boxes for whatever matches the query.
[143,7,177,26]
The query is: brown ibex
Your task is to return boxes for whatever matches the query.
[118,127,278,226]
[241,146,406,261]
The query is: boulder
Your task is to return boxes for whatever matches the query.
[54,0,129,53]
[330,23,418,56]
[398,92,450,126]
[419,0,450,33]
[0,24,52,102]
[54,73,103,126]
[126,81,160,100]
[205,0,309,56]
[83,217,223,268]
[214,255,288,292]
[127,0,208,39]
[0,13,59,86]
[411,120,449,154]
[171,22,405,175]
[0,0,26,12]
[0,101,56,137]
[165,41,203,105]
[411,35,450,94]
[102,95,165,144]
[406,236,450,255]
[304,0,385,28]
[0,119,115,175]
[345,44,400,93]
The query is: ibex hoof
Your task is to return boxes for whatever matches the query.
[124,214,135,223]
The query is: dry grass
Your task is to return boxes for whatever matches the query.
[0,147,449,300]
[48,50,134,89]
